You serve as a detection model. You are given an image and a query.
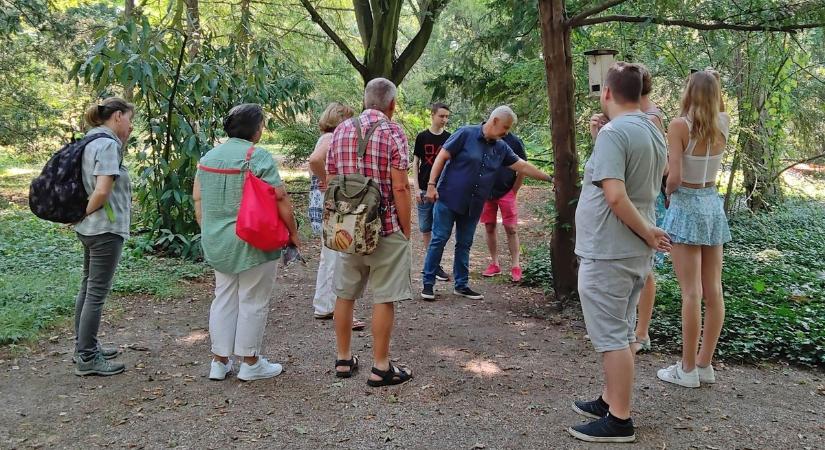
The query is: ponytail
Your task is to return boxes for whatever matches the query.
[84,97,135,128]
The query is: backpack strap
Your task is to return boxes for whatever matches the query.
[197,145,255,175]
[353,116,387,160]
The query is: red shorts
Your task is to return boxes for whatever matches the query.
[480,190,518,226]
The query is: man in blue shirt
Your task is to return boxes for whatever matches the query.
[421,106,552,301]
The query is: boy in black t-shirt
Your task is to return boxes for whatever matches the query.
[413,103,451,281]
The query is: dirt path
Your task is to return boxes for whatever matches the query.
[1,186,823,449]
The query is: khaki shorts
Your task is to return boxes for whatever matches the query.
[578,255,652,353]
[334,232,412,304]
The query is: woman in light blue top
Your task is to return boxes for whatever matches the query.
[658,71,731,388]
[73,97,134,377]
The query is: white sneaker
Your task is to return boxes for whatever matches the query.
[657,362,700,388]
[237,357,283,381]
[697,364,716,384]
[209,359,232,380]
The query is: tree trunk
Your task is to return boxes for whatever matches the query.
[123,0,135,101]
[538,0,579,309]
[237,0,252,59]
[184,0,201,57]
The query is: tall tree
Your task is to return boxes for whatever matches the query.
[537,0,825,307]
[298,0,450,84]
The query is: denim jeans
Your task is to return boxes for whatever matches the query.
[423,201,480,289]
[75,232,124,359]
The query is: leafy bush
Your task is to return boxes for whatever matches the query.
[521,243,553,291]
[0,204,207,344]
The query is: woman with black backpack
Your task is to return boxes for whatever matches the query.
[72,97,135,376]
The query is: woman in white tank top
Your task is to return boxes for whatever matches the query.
[657,71,731,388]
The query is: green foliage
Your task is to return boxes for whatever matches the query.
[521,243,554,292]
[0,203,207,344]
[652,199,825,367]
[75,16,312,257]
[273,121,319,166]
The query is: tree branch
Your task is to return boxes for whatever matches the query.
[567,0,632,27]
[353,0,373,49]
[572,15,825,32]
[770,150,825,182]
[298,0,366,76]
[391,0,448,84]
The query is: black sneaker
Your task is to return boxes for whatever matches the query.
[567,413,635,443]
[435,266,450,282]
[571,396,609,419]
[421,285,435,301]
[453,286,483,300]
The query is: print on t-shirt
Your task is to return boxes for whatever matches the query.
[414,129,451,190]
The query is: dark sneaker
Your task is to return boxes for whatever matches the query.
[421,285,435,301]
[568,414,635,443]
[571,396,609,419]
[435,266,450,282]
[72,345,120,363]
[453,286,483,300]
[74,353,125,376]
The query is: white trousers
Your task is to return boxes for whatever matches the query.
[209,260,277,357]
[313,243,338,315]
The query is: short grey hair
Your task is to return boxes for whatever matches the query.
[364,78,397,112]
[489,105,517,125]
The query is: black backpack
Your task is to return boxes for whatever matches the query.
[29,133,112,223]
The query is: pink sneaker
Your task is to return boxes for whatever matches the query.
[511,266,523,282]
[483,263,502,277]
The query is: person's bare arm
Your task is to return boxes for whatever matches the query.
[86,175,115,216]
[411,155,422,204]
[391,167,411,238]
[425,149,451,202]
[602,178,671,252]
[308,134,332,191]
[508,159,552,182]
[512,173,525,195]
[193,176,202,226]
[275,186,301,248]
[665,118,688,195]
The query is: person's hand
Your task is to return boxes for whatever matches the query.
[645,227,672,253]
[289,232,301,250]
[589,113,608,140]
[425,184,438,202]
[415,192,423,204]
[317,178,327,192]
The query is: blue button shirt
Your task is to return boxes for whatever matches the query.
[437,125,520,217]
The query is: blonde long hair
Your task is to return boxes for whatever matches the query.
[679,71,722,145]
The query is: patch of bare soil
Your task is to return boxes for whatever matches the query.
[1,186,823,449]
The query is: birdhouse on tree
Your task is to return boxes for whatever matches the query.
[584,49,619,98]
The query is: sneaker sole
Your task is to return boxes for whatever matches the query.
[74,367,125,376]
[698,377,715,384]
[482,272,501,277]
[453,290,483,300]
[435,275,449,281]
[657,372,700,388]
[567,427,635,443]
[421,293,436,301]
[238,369,283,381]
[571,402,603,420]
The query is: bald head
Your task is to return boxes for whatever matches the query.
[483,105,517,140]
[364,78,397,115]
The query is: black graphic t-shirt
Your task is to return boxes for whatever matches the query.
[413,129,451,190]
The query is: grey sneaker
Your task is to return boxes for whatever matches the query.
[72,345,120,363]
[74,353,125,376]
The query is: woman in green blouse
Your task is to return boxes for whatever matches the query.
[193,104,300,382]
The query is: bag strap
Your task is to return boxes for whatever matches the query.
[196,144,255,175]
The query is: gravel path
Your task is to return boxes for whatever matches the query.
[1,186,823,449]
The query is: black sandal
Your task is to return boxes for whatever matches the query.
[366,363,412,387]
[335,355,359,378]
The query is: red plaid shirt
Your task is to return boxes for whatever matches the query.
[327,109,409,236]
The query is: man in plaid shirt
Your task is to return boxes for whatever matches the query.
[325,78,413,387]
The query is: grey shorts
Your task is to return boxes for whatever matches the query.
[578,255,653,352]
[334,232,412,304]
